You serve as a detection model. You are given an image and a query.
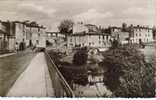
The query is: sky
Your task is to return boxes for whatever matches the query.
[0,0,155,31]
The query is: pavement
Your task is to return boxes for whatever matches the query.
[0,53,16,58]
[6,52,54,97]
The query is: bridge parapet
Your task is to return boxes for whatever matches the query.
[45,51,75,97]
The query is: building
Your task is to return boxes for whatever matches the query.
[0,20,46,51]
[108,25,154,44]
[112,32,130,44]
[25,23,46,48]
[109,26,130,44]
[0,21,7,50]
[73,22,99,34]
[0,21,15,50]
[67,32,111,48]
[68,23,112,48]
[129,26,154,44]
[13,21,27,46]
[153,26,156,40]
[46,32,65,46]
[110,26,122,34]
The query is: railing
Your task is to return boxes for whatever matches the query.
[45,51,75,97]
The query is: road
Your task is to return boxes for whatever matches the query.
[0,50,35,96]
[6,52,54,97]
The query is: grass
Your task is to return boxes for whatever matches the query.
[0,50,36,96]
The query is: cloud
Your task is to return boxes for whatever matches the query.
[0,0,155,31]
[121,7,155,26]
[19,3,56,17]
[123,7,155,18]
[74,9,113,24]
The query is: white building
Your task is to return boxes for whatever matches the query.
[73,22,98,34]
[130,26,153,44]
[67,33,111,48]
[0,21,6,50]
[14,22,27,46]
[46,32,65,46]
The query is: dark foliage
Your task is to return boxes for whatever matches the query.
[46,40,52,46]
[72,47,88,65]
[60,66,88,86]
[101,45,155,97]
[48,49,89,87]
[48,50,63,66]
[58,19,74,36]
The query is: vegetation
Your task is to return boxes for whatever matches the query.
[73,47,88,65]
[48,48,88,87]
[100,43,155,97]
[60,66,88,86]
[58,19,74,40]
[48,50,64,66]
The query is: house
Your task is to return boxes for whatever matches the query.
[73,22,99,34]
[110,26,122,34]
[0,21,7,50]
[107,26,130,44]
[25,22,46,47]
[68,23,112,49]
[108,24,154,44]
[67,32,111,48]
[153,27,156,40]
[112,32,130,44]
[0,20,46,51]
[129,25,154,44]
[0,21,15,50]
[13,21,27,46]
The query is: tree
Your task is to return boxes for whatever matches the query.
[122,23,127,32]
[58,19,74,40]
[100,45,155,97]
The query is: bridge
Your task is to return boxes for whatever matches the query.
[5,50,75,97]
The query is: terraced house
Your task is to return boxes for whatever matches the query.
[108,24,155,45]
[67,23,111,48]
[0,21,15,51]
[129,25,154,44]
[0,20,46,51]
[0,21,7,51]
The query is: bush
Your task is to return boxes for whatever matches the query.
[73,48,88,65]
[60,66,88,86]
[101,45,155,97]
[48,51,63,66]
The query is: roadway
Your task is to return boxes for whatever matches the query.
[6,52,54,97]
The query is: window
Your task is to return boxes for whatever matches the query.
[99,41,101,44]
[106,35,108,40]
[70,43,73,46]
[136,33,138,37]
[89,42,91,46]
[139,33,141,37]
[99,36,101,40]
[103,36,105,40]
[38,28,40,32]
[70,38,72,42]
